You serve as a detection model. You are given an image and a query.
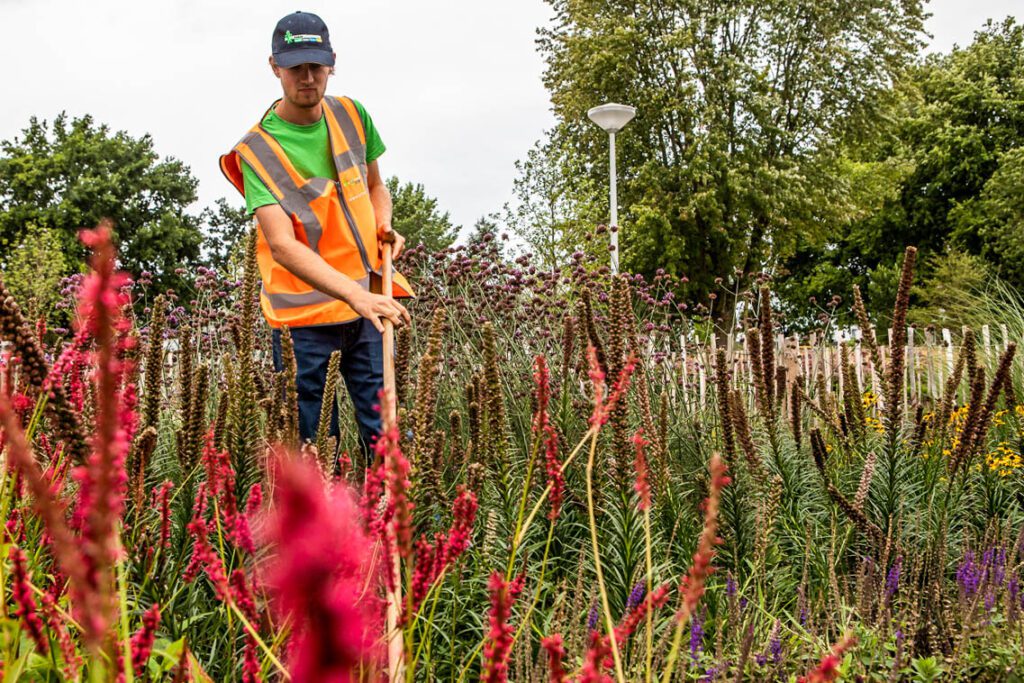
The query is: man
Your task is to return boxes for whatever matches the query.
[220,10,412,462]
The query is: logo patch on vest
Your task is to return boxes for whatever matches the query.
[284,31,324,44]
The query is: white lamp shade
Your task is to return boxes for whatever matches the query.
[587,103,637,133]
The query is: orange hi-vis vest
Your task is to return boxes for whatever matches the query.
[220,95,413,329]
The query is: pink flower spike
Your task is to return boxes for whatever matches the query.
[588,348,637,428]
[543,426,564,521]
[261,452,382,682]
[587,346,607,429]
[677,453,730,626]
[408,486,479,615]
[632,429,651,510]
[481,572,524,683]
[153,481,174,550]
[73,223,137,648]
[8,545,49,655]
[798,633,857,683]
[541,634,567,683]
[578,631,614,683]
[443,486,478,563]
[130,604,161,673]
[374,389,413,560]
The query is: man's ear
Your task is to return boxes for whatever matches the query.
[269,56,280,78]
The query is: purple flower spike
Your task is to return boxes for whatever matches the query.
[769,620,782,664]
[586,601,599,632]
[626,582,646,612]
[689,610,705,662]
[886,556,902,600]
[958,551,981,599]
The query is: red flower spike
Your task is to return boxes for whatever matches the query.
[632,429,652,510]
[129,604,161,674]
[541,634,567,683]
[374,389,413,561]
[261,453,381,682]
[614,583,672,645]
[543,426,564,521]
[578,632,614,683]
[677,453,730,626]
[41,592,81,679]
[481,572,524,683]
[798,633,857,683]
[8,545,49,654]
[153,481,174,550]
[408,486,478,614]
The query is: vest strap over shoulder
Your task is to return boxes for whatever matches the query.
[219,96,414,329]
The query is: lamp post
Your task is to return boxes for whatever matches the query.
[587,103,636,274]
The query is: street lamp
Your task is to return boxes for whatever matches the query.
[587,102,636,274]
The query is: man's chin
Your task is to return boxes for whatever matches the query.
[294,92,323,107]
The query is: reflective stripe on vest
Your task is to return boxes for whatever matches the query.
[219,95,413,328]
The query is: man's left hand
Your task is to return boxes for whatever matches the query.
[378,224,405,260]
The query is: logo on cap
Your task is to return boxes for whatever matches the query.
[284,30,324,45]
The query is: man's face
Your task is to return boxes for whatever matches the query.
[271,59,333,109]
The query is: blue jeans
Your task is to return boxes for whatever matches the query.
[271,317,383,465]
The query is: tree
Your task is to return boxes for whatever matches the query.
[200,198,251,272]
[505,136,604,272]
[777,18,1024,327]
[908,249,989,330]
[386,176,458,253]
[0,225,68,321]
[534,0,927,324]
[466,216,505,263]
[0,113,204,295]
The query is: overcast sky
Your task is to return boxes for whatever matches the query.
[0,0,1018,238]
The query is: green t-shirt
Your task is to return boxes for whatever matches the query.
[241,98,385,214]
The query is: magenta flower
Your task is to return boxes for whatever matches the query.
[409,486,478,613]
[543,426,564,521]
[632,429,652,510]
[261,453,382,682]
[541,634,567,683]
[481,572,525,683]
[8,545,49,654]
[129,604,161,674]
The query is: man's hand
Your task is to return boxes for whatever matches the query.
[378,224,406,260]
[348,288,411,334]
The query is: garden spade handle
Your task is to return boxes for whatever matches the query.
[380,239,405,681]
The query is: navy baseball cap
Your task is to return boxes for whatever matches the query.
[271,11,335,68]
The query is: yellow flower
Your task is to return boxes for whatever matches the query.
[984,442,1022,477]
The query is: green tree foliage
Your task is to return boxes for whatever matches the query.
[949,146,1024,286]
[532,0,926,322]
[200,198,250,272]
[504,136,604,271]
[386,176,458,253]
[0,113,203,294]
[908,249,990,330]
[779,18,1024,328]
[0,225,67,320]
[466,216,506,262]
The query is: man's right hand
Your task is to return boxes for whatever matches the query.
[348,289,411,333]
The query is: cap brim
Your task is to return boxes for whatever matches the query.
[273,48,335,68]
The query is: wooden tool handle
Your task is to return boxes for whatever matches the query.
[380,240,404,680]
